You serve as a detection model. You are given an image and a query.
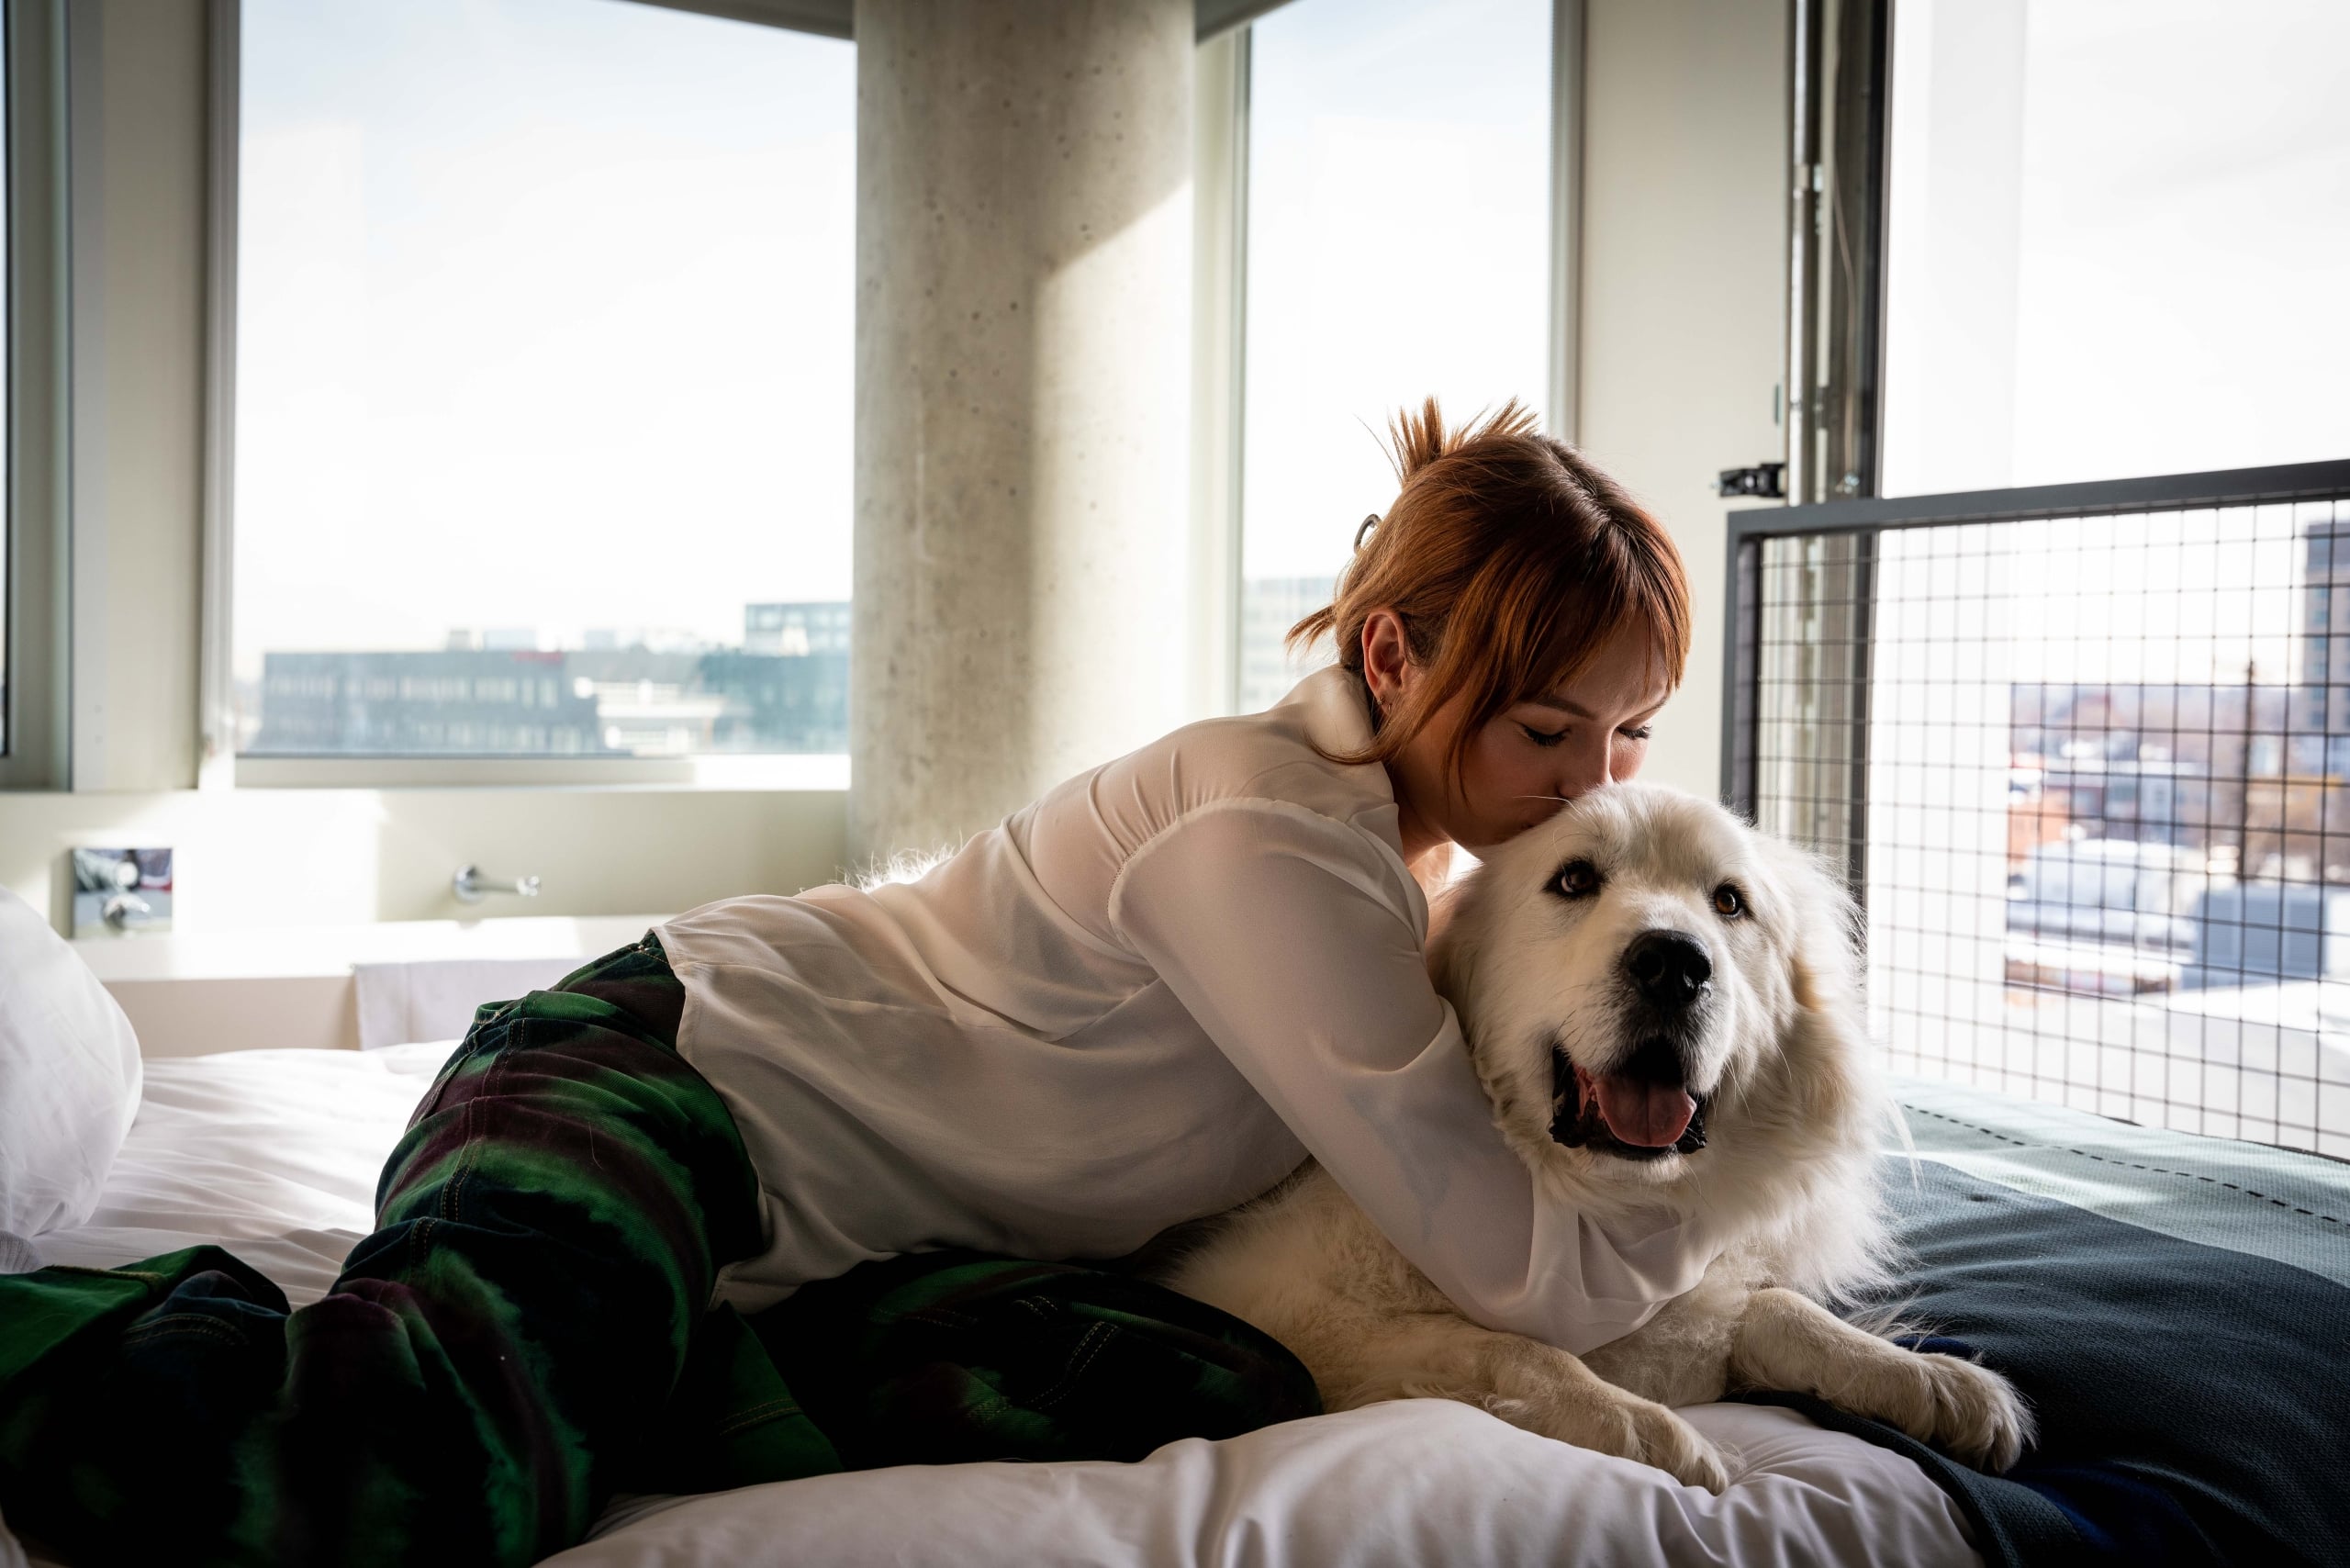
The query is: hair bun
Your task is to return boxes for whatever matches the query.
[1386,396,1541,486]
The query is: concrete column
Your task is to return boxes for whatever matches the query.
[851,0,1195,861]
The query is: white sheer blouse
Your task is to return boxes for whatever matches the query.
[662,666,1710,1353]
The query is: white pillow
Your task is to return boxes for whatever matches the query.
[0,884,141,1236]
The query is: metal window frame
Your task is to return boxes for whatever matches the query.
[1785,0,1891,506]
[628,0,851,38]
[1718,456,2350,881]
[621,1,1304,48]
[0,0,70,790]
[1547,0,1584,446]
[196,0,235,787]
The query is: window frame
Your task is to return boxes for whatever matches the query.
[1785,0,1891,506]
[0,0,70,790]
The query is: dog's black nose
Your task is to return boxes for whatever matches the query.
[1625,930,1712,1012]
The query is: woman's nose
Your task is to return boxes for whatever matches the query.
[1557,736,1614,798]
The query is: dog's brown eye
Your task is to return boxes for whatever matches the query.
[1713,883,1745,919]
[1554,859,1602,900]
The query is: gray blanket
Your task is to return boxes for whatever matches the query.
[1750,1078,2350,1568]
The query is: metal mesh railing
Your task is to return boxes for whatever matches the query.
[1727,461,2350,1158]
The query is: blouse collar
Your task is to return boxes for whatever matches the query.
[1288,662,1382,767]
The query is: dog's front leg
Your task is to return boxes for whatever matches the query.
[1330,1316,1732,1493]
[1729,1286,2031,1471]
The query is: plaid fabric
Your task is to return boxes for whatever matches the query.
[758,1249,1320,1472]
[0,935,1317,1567]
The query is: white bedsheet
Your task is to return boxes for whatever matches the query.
[13,1047,1981,1568]
[28,1041,460,1303]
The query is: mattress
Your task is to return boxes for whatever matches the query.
[6,1045,1984,1568]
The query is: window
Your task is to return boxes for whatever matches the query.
[233,0,853,767]
[1236,0,1555,711]
[1880,0,2350,496]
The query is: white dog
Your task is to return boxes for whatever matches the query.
[1159,783,2029,1491]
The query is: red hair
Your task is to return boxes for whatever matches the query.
[1290,398,1692,777]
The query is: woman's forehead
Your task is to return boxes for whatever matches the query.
[1541,658,1673,719]
[1531,632,1674,714]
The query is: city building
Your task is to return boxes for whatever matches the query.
[248,649,610,755]
[2304,520,2350,739]
[745,601,851,657]
[1238,576,1335,713]
[244,602,855,757]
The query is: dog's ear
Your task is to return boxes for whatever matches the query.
[1753,833,1882,1124]
[1751,828,1903,1298]
[1760,836,1864,1018]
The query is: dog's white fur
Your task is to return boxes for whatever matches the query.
[1162,783,2030,1490]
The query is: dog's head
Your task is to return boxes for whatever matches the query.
[1431,783,1889,1284]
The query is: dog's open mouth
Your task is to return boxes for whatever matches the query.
[1549,1047,1708,1159]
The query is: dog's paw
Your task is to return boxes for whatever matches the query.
[1622,1400,1734,1493]
[1503,1387,1732,1492]
[1906,1352,2032,1473]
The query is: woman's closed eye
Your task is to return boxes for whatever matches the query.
[1523,722,1651,748]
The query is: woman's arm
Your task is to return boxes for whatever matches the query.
[1107,798,1708,1357]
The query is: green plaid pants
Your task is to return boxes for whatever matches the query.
[0,934,1318,1567]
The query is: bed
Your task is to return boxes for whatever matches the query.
[8,1044,2344,1568]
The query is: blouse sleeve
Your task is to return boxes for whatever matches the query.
[1105,797,1707,1356]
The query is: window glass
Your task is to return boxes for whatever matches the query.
[235,0,853,759]
[1881,0,2350,496]
[1237,0,1551,711]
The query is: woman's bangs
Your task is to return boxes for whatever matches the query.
[1508,568,1668,709]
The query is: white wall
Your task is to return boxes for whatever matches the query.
[0,787,850,933]
[1577,0,1790,800]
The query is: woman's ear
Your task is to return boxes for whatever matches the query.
[1360,607,1416,716]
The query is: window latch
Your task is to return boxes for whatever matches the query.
[1718,464,1787,499]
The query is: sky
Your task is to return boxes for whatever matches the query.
[1874,502,2326,691]
[233,0,854,676]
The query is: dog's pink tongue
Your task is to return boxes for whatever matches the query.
[1592,1075,1697,1148]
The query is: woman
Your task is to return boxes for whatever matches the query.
[0,400,1699,1567]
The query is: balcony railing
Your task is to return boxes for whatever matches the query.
[1724,459,2350,1157]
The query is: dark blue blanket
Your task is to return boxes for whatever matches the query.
[1752,1081,2350,1568]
